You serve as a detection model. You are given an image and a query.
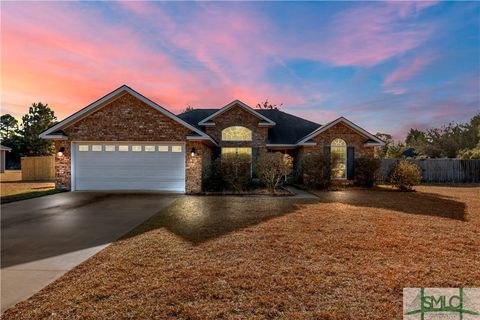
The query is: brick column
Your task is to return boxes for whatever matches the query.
[54,140,71,190]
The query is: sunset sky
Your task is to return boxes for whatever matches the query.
[1,1,479,140]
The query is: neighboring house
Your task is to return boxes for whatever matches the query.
[0,144,12,173]
[40,85,384,193]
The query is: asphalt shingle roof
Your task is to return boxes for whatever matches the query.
[177,109,321,144]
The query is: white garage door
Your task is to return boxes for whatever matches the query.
[72,142,185,192]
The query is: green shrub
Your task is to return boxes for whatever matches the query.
[256,152,293,193]
[354,157,381,187]
[301,153,331,189]
[388,160,422,191]
[220,154,252,192]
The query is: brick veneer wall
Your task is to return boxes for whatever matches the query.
[205,104,268,150]
[55,93,210,193]
[300,122,375,158]
[295,122,377,178]
[63,93,191,141]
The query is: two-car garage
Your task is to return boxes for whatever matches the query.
[72,142,186,192]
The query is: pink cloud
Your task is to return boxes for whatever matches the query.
[1,2,303,120]
[384,87,407,95]
[388,1,439,18]
[293,2,437,67]
[1,0,443,132]
[384,55,433,85]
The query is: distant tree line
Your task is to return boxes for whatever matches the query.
[376,113,480,159]
[1,103,57,168]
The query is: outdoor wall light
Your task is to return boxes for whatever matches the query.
[190,147,196,157]
[57,146,65,157]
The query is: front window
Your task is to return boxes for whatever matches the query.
[221,147,252,157]
[221,126,252,141]
[331,138,347,179]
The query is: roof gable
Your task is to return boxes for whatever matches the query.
[197,100,275,126]
[39,85,216,145]
[297,117,385,146]
[178,108,321,145]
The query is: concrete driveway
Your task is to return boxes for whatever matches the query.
[1,192,179,312]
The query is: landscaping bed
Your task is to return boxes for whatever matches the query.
[3,186,479,319]
[199,186,294,196]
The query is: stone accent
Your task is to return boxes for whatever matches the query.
[54,140,71,190]
[55,93,210,192]
[185,141,212,193]
[205,104,268,150]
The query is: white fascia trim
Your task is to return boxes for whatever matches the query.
[259,122,275,127]
[41,134,68,140]
[39,85,217,145]
[266,144,299,149]
[364,142,384,146]
[186,135,214,141]
[296,117,385,146]
[266,142,317,148]
[198,100,276,126]
[266,144,297,147]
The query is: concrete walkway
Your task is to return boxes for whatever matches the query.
[284,186,319,199]
[1,192,179,312]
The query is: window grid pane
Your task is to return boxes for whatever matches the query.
[221,126,252,141]
[331,138,346,179]
[221,147,252,157]
[91,145,102,152]
[172,145,182,153]
[158,145,169,152]
[105,145,115,152]
[78,145,89,152]
[132,145,142,152]
[144,146,155,152]
[118,145,129,152]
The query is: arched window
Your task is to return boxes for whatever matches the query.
[331,138,347,179]
[221,126,252,141]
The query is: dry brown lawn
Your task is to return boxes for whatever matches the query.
[1,170,54,198]
[3,186,479,319]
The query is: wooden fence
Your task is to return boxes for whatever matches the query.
[21,156,55,181]
[379,159,480,183]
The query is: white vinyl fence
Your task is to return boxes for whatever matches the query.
[380,159,480,183]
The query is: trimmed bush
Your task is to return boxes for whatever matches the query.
[256,152,293,193]
[301,153,331,189]
[354,157,381,187]
[388,160,422,191]
[220,154,251,192]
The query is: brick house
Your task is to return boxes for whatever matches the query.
[40,85,384,193]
